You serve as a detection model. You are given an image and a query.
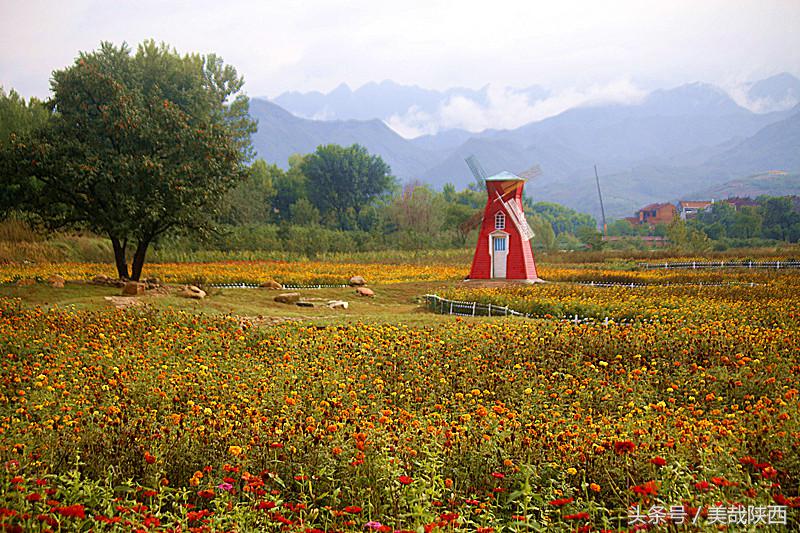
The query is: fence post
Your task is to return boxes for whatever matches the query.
[449,301,453,314]
[603,317,609,326]
[573,314,579,325]
[488,303,492,317]
[472,302,476,316]
[777,261,781,269]
[692,261,696,269]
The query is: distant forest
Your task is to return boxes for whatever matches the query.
[2,86,799,260]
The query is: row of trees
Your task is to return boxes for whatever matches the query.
[212,153,600,253]
[605,198,800,248]
[1,36,599,277]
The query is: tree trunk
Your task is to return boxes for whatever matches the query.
[130,239,150,281]
[110,236,130,280]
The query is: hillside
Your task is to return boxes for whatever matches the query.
[250,79,800,220]
[687,171,800,200]
[248,99,438,179]
[703,107,800,174]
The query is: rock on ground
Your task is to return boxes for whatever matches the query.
[349,276,366,286]
[121,282,146,296]
[355,287,374,297]
[179,285,206,299]
[274,292,301,304]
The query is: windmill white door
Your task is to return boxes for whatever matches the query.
[492,234,508,278]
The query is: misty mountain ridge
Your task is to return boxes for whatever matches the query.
[249,75,800,222]
[271,74,800,135]
[744,73,800,113]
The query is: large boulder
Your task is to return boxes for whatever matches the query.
[355,287,374,297]
[179,285,206,299]
[349,276,366,286]
[274,292,301,304]
[121,281,146,296]
[327,300,349,309]
[15,278,36,287]
[259,280,283,290]
[47,275,65,288]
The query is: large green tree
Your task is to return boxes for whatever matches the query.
[2,41,255,280]
[301,144,395,229]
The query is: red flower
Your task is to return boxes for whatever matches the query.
[398,475,414,485]
[26,493,42,502]
[491,472,505,479]
[343,506,362,513]
[650,456,666,467]
[632,481,659,496]
[55,504,86,519]
[614,440,635,455]
[144,451,156,464]
[548,497,574,507]
[694,481,712,492]
[761,466,778,479]
[197,489,215,499]
[564,512,590,520]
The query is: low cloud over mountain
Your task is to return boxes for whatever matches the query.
[253,74,800,220]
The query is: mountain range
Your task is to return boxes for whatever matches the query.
[249,74,800,221]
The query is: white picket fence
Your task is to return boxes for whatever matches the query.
[210,283,349,289]
[423,294,624,325]
[638,260,800,270]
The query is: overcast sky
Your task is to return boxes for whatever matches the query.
[2,0,799,101]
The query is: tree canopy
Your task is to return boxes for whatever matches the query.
[301,144,396,229]
[2,41,255,279]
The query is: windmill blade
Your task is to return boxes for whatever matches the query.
[517,164,542,181]
[458,210,484,235]
[465,155,488,182]
[496,191,535,241]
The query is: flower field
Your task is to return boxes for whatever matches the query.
[0,260,467,286]
[1,262,799,531]
[441,271,800,326]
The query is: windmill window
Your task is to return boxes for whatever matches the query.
[495,212,506,230]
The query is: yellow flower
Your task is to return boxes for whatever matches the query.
[228,445,242,457]
[566,467,577,475]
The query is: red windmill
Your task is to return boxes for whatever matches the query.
[464,156,541,281]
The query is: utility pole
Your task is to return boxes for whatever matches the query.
[594,165,607,236]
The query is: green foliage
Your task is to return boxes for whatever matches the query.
[289,198,321,226]
[667,218,712,253]
[217,159,276,225]
[271,154,309,223]
[0,87,49,142]
[527,212,556,250]
[760,196,800,242]
[576,226,606,250]
[301,144,396,229]
[1,41,255,280]
[531,201,597,236]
